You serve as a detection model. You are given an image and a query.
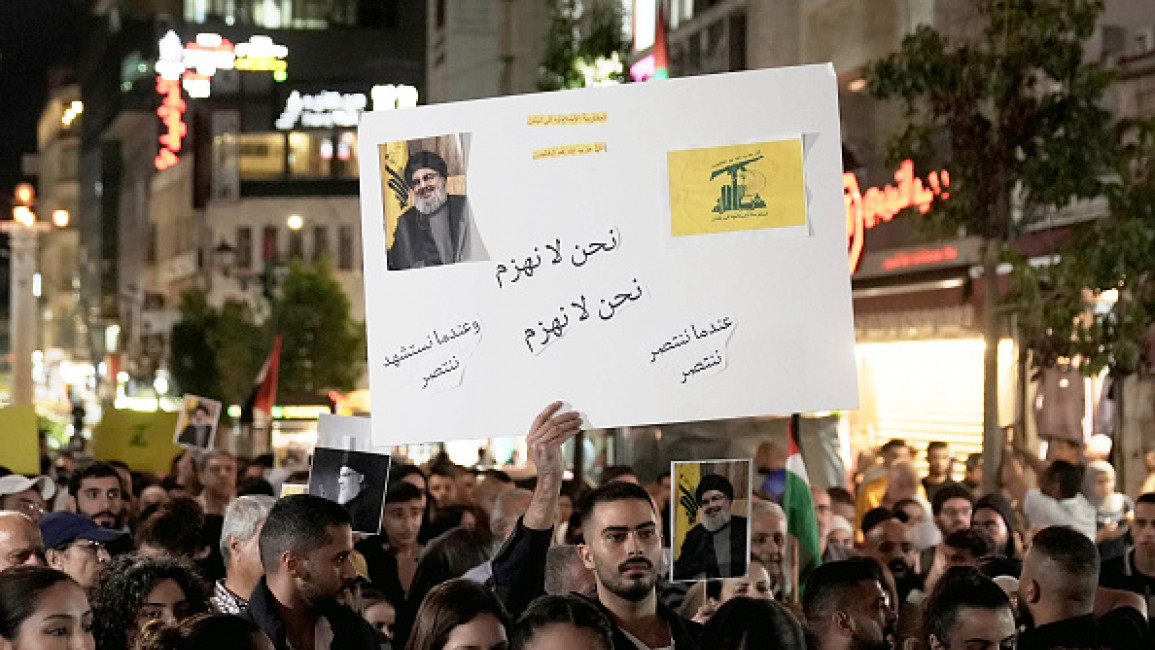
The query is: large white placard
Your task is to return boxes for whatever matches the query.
[359,64,858,446]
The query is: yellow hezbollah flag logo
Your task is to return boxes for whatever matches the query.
[673,461,701,560]
[379,141,410,248]
[667,139,807,237]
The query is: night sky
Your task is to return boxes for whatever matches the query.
[0,0,82,199]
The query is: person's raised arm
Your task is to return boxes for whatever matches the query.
[523,401,583,530]
[491,401,582,617]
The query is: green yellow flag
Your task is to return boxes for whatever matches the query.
[93,409,182,473]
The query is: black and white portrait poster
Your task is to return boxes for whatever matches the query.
[308,447,392,535]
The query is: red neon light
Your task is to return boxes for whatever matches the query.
[846,159,950,274]
[881,244,958,271]
[155,76,187,170]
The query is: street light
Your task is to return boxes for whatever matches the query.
[287,214,304,230]
[52,209,70,228]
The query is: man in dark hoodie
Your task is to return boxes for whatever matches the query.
[243,494,377,650]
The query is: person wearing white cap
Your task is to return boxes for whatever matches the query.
[0,474,56,523]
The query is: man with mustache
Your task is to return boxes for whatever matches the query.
[68,461,126,531]
[673,474,748,581]
[243,494,378,650]
[387,150,486,270]
[489,402,701,649]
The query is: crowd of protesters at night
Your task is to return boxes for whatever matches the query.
[0,401,1153,650]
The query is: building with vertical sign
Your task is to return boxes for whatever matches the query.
[55,1,425,404]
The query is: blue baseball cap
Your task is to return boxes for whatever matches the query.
[39,512,125,549]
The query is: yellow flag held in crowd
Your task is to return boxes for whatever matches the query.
[93,409,182,473]
[673,461,701,559]
[0,406,40,474]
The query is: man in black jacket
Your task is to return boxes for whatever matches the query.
[243,494,378,650]
[491,402,702,650]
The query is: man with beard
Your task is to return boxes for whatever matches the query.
[68,461,126,530]
[243,494,378,650]
[803,558,897,650]
[863,514,923,633]
[490,402,701,649]
[1018,525,1150,650]
[387,150,486,270]
[674,474,748,581]
[579,481,703,649]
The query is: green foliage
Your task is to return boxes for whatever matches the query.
[268,258,365,395]
[539,0,629,91]
[169,289,220,399]
[867,0,1114,243]
[1007,118,1155,375]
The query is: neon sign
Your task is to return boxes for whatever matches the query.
[155,77,187,170]
[881,245,959,271]
[235,35,289,72]
[276,91,368,130]
[845,159,950,274]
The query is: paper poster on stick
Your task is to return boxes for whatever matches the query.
[358,64,858,446]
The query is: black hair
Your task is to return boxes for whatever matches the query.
[921,566,1011,648]
[404,579,509,650]
[880,439,910,455]
[1029,525,1099,587]
[510,594,613,650]
[827,486,855,507]
[390,465,426,487]
[407,528,490,613]
[236,476,275,497]
[258,494,352,573]
[802,558,884,638]
[135,496,206,558]
[69,460,122,497]
[926,441,949,455]
[892,499,922,522]
[943,528,994,560]
[931,484,974,516]
[861,507,894,535]
[140,613,265,650]
[90,554,208,650]
[1137,492,1155,507]
[974,494,1018,558]
[385,480,425,505]
[579,480,656,531]
[0,567,79,641]
[701,597,805,650]
[977,556,1022,580]
[403,151,449,186]
[1041,461,1083,499]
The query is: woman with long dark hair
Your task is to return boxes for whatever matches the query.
[0,566,94,650]
[88,554,208,650]
[404,579,509,650]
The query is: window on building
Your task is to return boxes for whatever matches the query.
[263,226,278,264]
[313,225,329,261]
[338,224,354,270]
[184,0,356,29]
[236,226,253,269]
[436,0,446,29]
[289,228,304,259]
[239,133,286,179]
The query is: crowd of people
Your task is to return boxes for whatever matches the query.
[0,401,1152,649]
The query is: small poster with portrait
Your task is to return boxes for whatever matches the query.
[172,395,222,450]
[671,458,753,582]
[307,447,392,535]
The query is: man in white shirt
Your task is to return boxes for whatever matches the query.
[1003,452,1096,540]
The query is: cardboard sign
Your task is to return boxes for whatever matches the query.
[93,410,182,474]
[358,64,858,445]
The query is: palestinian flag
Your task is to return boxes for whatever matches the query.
[240,335,282,426]
[653,3,669,79]
[784,415,821,577]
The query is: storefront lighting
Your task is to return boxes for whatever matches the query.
[287,214,304,230]
[848,78,867,92]
[52,209,69,228]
